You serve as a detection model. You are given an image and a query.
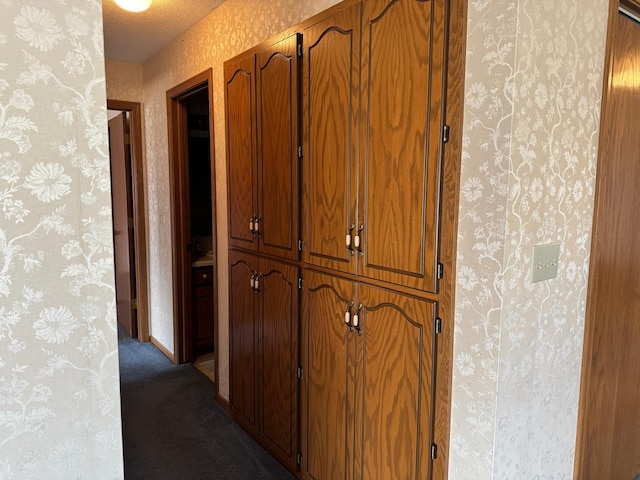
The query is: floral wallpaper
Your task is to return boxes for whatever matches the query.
[451,0,608,478]
[0,1,123,478]
[140,0,341,400]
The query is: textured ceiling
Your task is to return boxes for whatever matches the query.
[102,0,227,64]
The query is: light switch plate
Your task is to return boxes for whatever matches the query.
[531,243,560,283]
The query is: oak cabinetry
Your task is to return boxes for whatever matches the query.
[225,34,301,261]
[300,270,436,480]
[226,0,455,477]
[302,0,446,293]
[228,249,299,472]
[192,266,214,355]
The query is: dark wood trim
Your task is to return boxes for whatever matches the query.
[620,0,640,15]
[431,0,467,478]
[166,68,218,392]
[149,335,176,363]
[107,99,150,343]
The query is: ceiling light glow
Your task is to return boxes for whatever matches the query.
[115,0,152,13]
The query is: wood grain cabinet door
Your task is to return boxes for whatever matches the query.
[355,283,436,480]
[255,34,301,260]
[225,54,259,252]
[358,0,447,293]
[257,258,299,472]
[300,270,356,480]
[228,250,259,435]
[301,3,362,275]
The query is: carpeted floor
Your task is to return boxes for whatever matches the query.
[118,328,295,480]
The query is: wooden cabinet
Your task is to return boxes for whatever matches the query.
[192,266,214,355]
[302,0,447,293]
[225,0,457,477]
[225,34,301,261]
[228,250,299,472]
[300,269,436,480]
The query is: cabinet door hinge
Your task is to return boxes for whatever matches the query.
[298,277,304,290]
[298,43,303,57]
[132,298,138,310]
[298,145,303,158]
[434,317,442,335]
[297,366,303,379]
[297,452,303,466]
[442,124,450,143]
[431,443,438,460]
[437,262,444,279]
[298,239,304,252]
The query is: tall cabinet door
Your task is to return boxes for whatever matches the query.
[228,250,258,435]
[255,34,301,260]
[258,258,299,472]
[301,3,362,275]
[300,270,356,480]
[225,54,258,251]
[358,0,446,293]
[354,284,436,480]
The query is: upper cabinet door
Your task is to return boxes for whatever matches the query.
[301,3,362,275]
[256,34,301,260]
[358,0,446,293]
[225,54,258,252]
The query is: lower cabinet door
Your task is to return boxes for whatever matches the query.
[300,269,436,480]
[229,250,300,473]
[300,270,356,480]
[229,250,259,435]
[258,257,299,471]
[354,284,436,480]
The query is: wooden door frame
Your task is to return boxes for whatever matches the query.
[574,0,640,476]
[166,69,218,380]
[107,99,150,342]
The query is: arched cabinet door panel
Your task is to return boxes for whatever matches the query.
[301,2,362,275]
[256,34,301,261]
[225,55,258,252]
[358,0,446,293]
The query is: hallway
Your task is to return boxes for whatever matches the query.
[118,328,295,479]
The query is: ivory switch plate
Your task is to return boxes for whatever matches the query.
[530,243,560,283]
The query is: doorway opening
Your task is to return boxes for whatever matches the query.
[107,100,149,342]
[166,69,218,391]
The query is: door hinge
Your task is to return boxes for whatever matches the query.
[442,124,450,143]
[124,133,131,145]
[431,443,438,460]
[297,366,303,379]
[298,277,304,290]
[132,298,138,310]
[298,43,303,57]
[297,452,303,466]
[298,239,304,252]
[434,317,442,335]
[298,145,303,158]
[437,262,443,279]
[128,217,134,229]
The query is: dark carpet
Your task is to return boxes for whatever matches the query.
[118,328,295,480]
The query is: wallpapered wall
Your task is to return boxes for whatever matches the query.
[141,0,341,400]
[450,0,608,478]
[102,0,612,476]
[0,1,123,479]
[105,59,143,102]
